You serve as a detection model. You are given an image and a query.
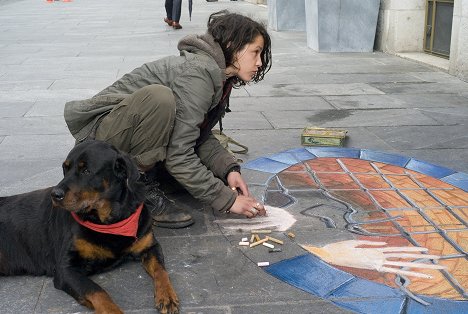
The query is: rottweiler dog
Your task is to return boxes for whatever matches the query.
[0,140,179,314]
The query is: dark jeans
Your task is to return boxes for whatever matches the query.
[165,0,182,22]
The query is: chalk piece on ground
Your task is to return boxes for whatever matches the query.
[269,248,282,253]
[266,236,283,245]
[250,238,268,247]
[251,229,271,234]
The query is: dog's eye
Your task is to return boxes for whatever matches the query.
[62,161,71,174]
[81,168,91,175]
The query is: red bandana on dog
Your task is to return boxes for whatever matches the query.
[71,203,143,238]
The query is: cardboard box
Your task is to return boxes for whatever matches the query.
[301,127,347,146]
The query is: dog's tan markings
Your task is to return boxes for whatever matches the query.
[83,290,123,314]
[74,238,114,260]
[143,255,179,313]
[68,189,111,223]
[61,188,98,213]
[79,190,100,204]
[60,188,80,211]
[102,179,109,190]
[96,199,112,223]
[127,232,154,254]
[78,297,92,309]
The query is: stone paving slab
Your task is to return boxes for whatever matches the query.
[0,161,62,193]
[247,82,385,97]
[0,116,69,135]
[325,93,468,109]
[293,72,427,84]
[261,108,441,129]
[366,125,468,149]
[26,99,68,117]
[369,81,468,94]
[0,100,35,117]
[0,88,98,102]
[400,148,468,174]
[0,276,46,314]
[417,107,468,125]
[231,96,334,111]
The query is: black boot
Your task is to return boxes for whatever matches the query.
[141,174,194,229]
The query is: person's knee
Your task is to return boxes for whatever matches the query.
[142,85,175,108]
[137,85,176,125]
[134,85,176,119]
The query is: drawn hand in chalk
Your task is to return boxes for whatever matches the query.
[302,240,445,279]
[213,206,296,232]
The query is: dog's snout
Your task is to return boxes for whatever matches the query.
[51,188,65,201]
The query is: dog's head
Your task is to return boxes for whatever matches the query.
[51,140,145,224]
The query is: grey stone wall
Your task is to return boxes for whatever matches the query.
[375,0,425,53]
[268,0,305,31]
[305,0,380,52]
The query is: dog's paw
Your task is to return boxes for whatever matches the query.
[155,287,179,314]
[95,308,124,314]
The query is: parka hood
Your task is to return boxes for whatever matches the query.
[177,33,226,70]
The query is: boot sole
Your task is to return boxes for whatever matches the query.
[153,218,194,229]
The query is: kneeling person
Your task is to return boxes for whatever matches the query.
[64,11,272,228]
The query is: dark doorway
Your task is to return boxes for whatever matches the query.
[424,0,454,58]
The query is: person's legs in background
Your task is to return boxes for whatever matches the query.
[171,0,182,29]
[164,0,174,26]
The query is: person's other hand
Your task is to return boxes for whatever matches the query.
[227,171,249,196]
[228,195,266,218]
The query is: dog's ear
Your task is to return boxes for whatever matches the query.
[113,157,127,180]
[113,153,140,185]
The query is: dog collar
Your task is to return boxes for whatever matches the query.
[71,203,144,238]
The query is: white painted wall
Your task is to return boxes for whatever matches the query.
[449,0,468,81]
[375,0,426,53]
[375,0,467,81]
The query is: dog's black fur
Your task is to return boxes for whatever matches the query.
[0,140,179,314]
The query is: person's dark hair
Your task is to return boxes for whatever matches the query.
[207,10,272,87]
